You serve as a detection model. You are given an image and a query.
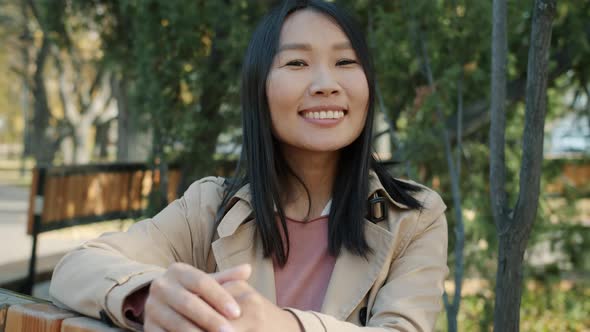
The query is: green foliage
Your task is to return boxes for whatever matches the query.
[519,280,589,332]
[435,280,590,331]
[74,0,266,180]
[0,0,23,144]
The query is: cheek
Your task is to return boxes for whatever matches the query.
[266,72,300,139]
[266,71,303,113]
[266,73,281,113]
[343,71,370,119]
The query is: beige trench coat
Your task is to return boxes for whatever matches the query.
[50,172,448,332]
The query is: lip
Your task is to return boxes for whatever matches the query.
[298,105,347,128]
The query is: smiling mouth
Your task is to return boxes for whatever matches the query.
[299,105,348,120]
[299,109,347,120]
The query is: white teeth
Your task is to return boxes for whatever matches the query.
[303,110,345,119]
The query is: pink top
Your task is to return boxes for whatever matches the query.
[273,215,336,312]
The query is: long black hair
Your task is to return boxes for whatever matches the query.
[217,0,422,266]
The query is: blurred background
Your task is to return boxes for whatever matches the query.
[0,0,588,331]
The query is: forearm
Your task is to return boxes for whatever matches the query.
[50,246,164,329]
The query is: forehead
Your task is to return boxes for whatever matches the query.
[279,9,350,46]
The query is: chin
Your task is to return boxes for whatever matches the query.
[300,140,352,153]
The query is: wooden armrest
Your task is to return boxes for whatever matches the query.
[61,317,126,332]
[1,288,126,332]
[5,303,76,331]
[1,288,41,331]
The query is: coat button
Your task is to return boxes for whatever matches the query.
[359,307,367,326]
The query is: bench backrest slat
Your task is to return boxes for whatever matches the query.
[27,163,180,235]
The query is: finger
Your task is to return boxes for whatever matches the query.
[222,280,256,302]
[212,264,252,284]
[146,302,204,332]
[163,285,235,332]
[143,319,167,332]
[170,264,243,319]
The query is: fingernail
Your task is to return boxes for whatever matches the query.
[219,325,235,332]
[225,303,241,317]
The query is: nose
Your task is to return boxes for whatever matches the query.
[309,67,341,96]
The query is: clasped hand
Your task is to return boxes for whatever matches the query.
[144,263,301,332]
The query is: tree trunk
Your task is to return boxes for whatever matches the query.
[113,75,130,161]
[94,119,111,160]
[490,0,508,227]
[490,0,556,331]
[30,36,54,165]
[19,0,32,175]
[73,120,92,164]
[493,234,527,331]
[149,130,168,213]
[61,136,74,164]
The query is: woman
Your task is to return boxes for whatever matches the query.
[50,1,448,331]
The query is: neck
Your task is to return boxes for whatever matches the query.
[279,145,339,221]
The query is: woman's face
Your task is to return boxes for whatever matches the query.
[266,9,369,154]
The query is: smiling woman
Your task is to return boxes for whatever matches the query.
[49,1,449,332]
[267,9,369,154]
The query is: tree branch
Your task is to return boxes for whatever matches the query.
[418,30,465,322]
[456,69,464,177]
[442,290,451,312]
[26,0,44,31]
[490,0,508,230]
[448,41,579,142]
[514,0,556,240]
[53,47,80,124]
[88,64,106,104]
[86,72,114,122]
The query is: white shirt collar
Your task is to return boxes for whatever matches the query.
[321,199,332,216]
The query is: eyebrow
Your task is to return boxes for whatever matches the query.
[278,42,352,52]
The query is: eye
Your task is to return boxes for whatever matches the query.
[337,59,358,66]
[285,60,307,67]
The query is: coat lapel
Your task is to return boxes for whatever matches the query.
[210,172,407,315]
[211,198,277,304]
[320,219,395,320]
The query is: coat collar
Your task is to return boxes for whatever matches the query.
[216,170,408,238]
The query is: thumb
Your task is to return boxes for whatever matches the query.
[211,264,252,284]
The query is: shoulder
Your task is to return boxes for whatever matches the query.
[393,178,447,220]
[184,176,226,196]
[182,176,227,217]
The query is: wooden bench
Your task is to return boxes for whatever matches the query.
[23,163,181,294]
[0,288,125,331]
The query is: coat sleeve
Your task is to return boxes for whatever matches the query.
[287,190,449,332]
[49,177,224,331]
